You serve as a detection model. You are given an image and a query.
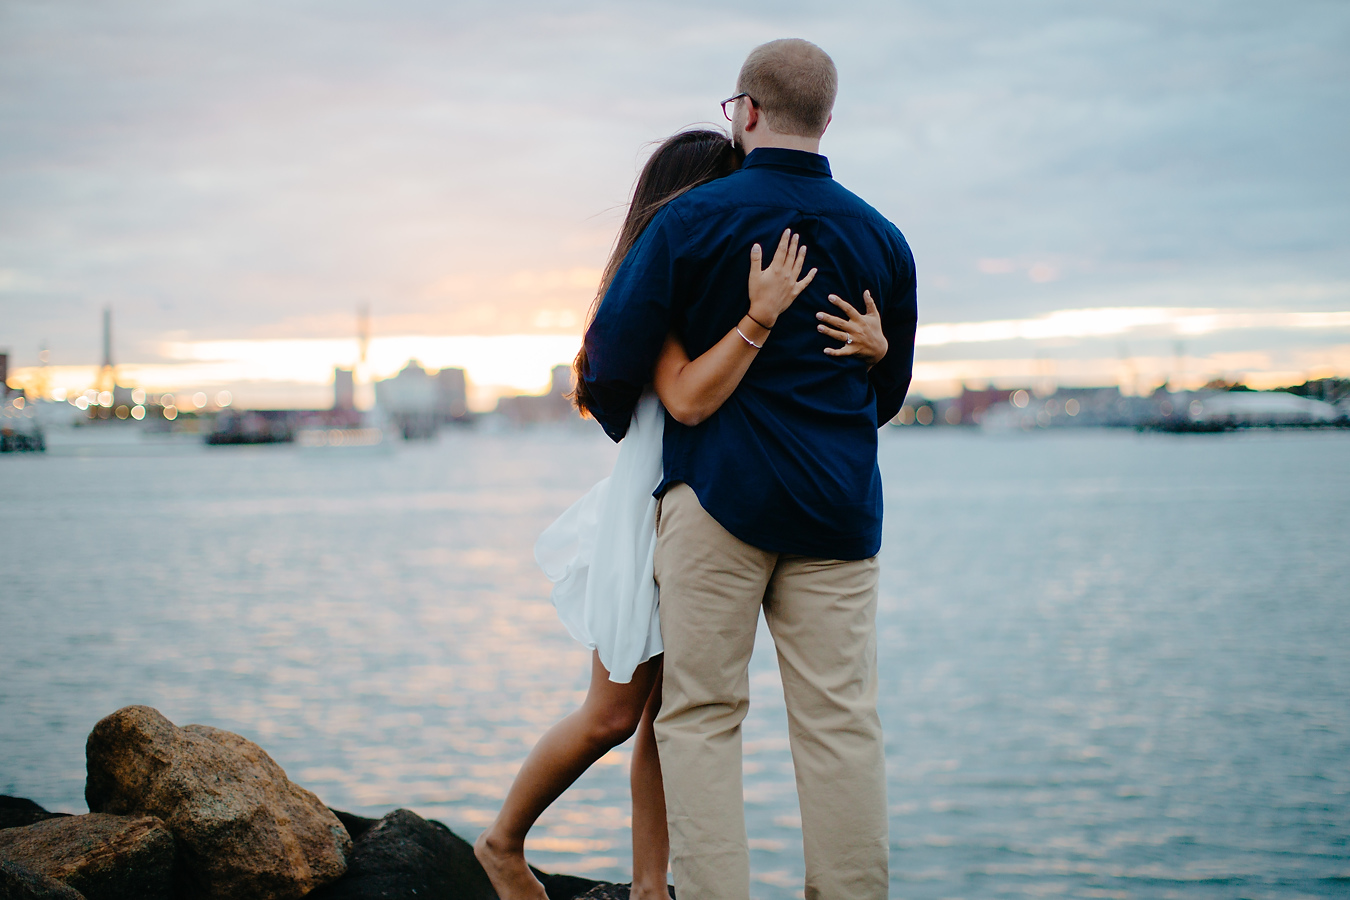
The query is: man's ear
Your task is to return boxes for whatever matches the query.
[744,101,761,132]
[820,113,832,137]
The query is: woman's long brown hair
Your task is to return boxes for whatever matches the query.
[572,129,742,418]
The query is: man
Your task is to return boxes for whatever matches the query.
[581,38,917,900]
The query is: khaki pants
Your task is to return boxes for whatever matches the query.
[653,483,888,900]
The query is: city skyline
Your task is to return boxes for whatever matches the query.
[9,304,1350,412]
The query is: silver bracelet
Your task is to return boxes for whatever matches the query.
[736,327,763,350]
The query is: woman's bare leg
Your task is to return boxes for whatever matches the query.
[475,652,661,900]
[630,661,670,900]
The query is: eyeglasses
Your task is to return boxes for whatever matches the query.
[720,92,757,122]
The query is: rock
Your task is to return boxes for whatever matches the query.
[536,869,611,900]
[0,813,173,900]
[0,858,87,900]
[327,809,378,843]
[572,884,675,900]
[84,705,350,900]
[306,808,494,900]
[573,886,630,900]
[0,797,68,831]
[309,807,604,900]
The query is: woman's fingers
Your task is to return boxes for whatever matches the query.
[753,230,819,295]
[791,267,818,297]
[862,290,878,316]
[827,294,865,321]
[827,295,855,319]
[823,344,858,357]
[816,311,850,330]
[817,322,851,343]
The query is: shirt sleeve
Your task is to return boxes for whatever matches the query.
[869,233,918,426]
[580,206,687,442]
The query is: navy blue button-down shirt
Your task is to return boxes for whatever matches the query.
[581,147,917,560]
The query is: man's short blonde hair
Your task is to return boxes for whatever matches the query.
[736,39,837,137]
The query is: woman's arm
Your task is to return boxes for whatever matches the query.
[654,229,815,426]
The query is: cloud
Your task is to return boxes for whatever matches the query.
[916,307,1350,347]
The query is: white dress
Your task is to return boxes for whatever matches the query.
[534,389,664,684]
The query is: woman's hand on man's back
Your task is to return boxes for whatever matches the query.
[816,290,888,368]
[747,229,816,329]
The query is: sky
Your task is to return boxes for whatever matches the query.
[2,0,1348,408]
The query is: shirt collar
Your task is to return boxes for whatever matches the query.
[742,147,832,178]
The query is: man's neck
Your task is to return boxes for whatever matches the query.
[741,132,822,155]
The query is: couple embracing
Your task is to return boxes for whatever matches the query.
[476,38,917,900]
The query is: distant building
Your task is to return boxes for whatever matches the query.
[888,380,1348,433]
[950,386,1014,425]
[333,367,355,411]
[0,352,9,397]
[370,360,472,437]
[495,365,577,425]
[375,360,435,411]
[436,367,468,420]
[550,364,571,399]
[977,386,1138,430]
[375,360,439,439]
[890,386,1145,430]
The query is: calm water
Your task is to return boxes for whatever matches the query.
[2,426,1348,899]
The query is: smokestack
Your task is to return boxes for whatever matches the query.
[357,303,370,367]
[102,307,113,368]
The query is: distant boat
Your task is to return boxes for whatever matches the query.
[1190,392,1339,427]
[1,398,44,452]
[296,427,385,449]
[205,410,295,445]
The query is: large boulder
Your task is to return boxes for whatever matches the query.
[541,871,614,900]
[84,706,350,900]
[0,813,173,900]
[309,809,610,900]
[0,797,68,831]
[312,808,601,900]
[0,859,86,900]
[306,808,494,900]
[327,809,378,842]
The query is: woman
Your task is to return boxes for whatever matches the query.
[475,129,888,900]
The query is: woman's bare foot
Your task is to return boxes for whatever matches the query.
[629,878,672,900]
[474,827,549,900]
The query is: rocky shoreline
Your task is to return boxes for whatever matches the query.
[0,706,646,900]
